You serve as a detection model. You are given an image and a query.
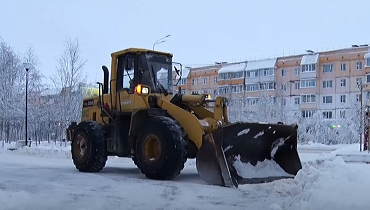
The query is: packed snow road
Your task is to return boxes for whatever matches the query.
[0,146,370,210]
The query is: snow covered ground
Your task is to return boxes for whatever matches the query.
[1,142,370,210]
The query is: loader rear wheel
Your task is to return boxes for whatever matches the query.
[136,116,187,180]
[71,121,107,172]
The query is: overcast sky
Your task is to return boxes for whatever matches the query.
[2,0,370,85]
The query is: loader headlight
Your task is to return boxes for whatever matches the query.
[135,84,150,95]
[142,87,149,94]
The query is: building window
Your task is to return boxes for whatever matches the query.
[301,94,316,103]
[281,84,286,91]
[366,91,370,99]
[191,90,200,94]
[192,78,198,85]
[246,83,259,92]
[247,70,258,78]
[357,78,363,85]
[282,98,286,105]
[323,80,333,88]
[213,89,217,95]
[294,97,300,105]
[323,64,333,73]
[295,68,300,76]
[357,62,362,70]
[323,111,333,119]
[203,77,208,84]
[295,82,300,89]
[259,82,276,90]
[366,74,370,83]
[340,111,346,118]
[366,58,370,67]
[322,96,333,104]
[302,110,315,118]
[356,94,361,102]
[218,87,229,94]
[340,63,346,71]
[301,64,316,73]
[214,76,218,83]
[259,68,274,76]
[247,98,258,106]
[179,78,187,85]
[300,79,316,88]
[231,85,244,93]
[281,69,286,76]
[340,79,346,87]
[340,95,346,103]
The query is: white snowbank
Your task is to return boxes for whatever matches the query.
[286,157,370,210]
[298,141,343,151]
[1,145,370,209]
[233,155,293,179]
[236,156,370,210]
[12,146,72,159]
[1,142,71,159]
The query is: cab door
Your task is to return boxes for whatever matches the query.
[116,53,136,112]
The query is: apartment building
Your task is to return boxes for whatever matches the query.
[217,62,246,104]
[176,45,370,120]
[173,67,191,94]
[244,58,277,106]
[187,64,222,96]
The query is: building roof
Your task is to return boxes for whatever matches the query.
[301,54,319,65]
[218,62,246,74]
[245,58,277,71]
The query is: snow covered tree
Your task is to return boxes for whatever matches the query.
[0,40,25,142]
[51,38,87,138]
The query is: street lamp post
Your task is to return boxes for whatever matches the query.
[153,35,170,50]
[23,62,32,147]
[358,83,368,151]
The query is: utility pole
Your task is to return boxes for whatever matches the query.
[358,83,368,151]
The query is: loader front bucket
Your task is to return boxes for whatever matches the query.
[196,122,302,188]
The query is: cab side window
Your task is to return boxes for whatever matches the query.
[117,54,135,93]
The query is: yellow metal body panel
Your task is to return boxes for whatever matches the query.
[156,97,204,148]
[111,48,173,58]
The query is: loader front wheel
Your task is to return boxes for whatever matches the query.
[136,116,187,180]
[71,121,107,172]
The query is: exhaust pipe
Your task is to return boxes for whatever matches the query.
[102,65,109,94]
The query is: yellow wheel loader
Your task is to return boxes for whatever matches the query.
[66,48,302,188]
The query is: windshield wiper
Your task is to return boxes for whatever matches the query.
[151,65,168,96]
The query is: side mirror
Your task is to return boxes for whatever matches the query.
[174,66,180,76]
[173,62,183,77]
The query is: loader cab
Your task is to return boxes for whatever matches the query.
[116,52,174,95]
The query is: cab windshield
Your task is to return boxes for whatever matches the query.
[146,53,173,94]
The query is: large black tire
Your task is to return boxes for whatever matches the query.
[71,121,108,172]
[132,152,140,169]
[135,116,187,180]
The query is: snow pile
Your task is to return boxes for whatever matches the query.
[331,144,370,163]
[4,142,72,159]
[283,157,370,210]
[12,146,71,159]
[298,141,343,151]
[233,155,293,178]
